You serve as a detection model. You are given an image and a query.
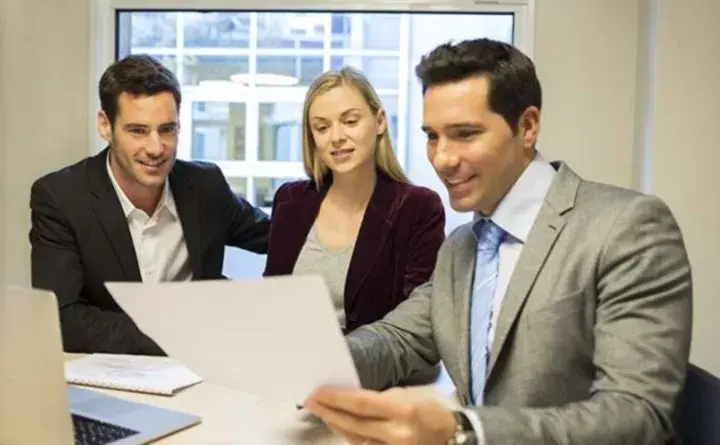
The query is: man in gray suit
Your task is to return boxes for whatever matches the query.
[303,39,692,445]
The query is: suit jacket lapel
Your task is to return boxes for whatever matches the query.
[344,206,391,312]
[86,148,141,281]
[486,163,580,379]
[271,190,323,275]
[344,175,395,313]
[453,225,479,401]
[169,166,204,278]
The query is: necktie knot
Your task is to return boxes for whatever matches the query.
[473,220,506,251]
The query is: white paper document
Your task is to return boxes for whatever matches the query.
[105,275,360,405]
[64,353,203,395]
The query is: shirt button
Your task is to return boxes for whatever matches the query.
[348,312,358,322]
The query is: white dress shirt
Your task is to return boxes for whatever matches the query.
[107,156,192,283]
[463,152,556,443]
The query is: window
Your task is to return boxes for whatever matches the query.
[104,1,532,279]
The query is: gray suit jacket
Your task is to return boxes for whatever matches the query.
[347,162,692,445]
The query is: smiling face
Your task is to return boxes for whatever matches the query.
[423,75,539,215]
[307,84,386,178]
[98,91,179,194]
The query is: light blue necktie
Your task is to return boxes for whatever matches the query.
[469,219,506,405]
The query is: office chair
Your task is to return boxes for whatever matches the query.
[675,363,720,445]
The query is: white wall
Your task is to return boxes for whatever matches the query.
[0,0,91,287]
[650,0,720,376]
[0,4,6,286]
[1,0,719,374]
[533,0,641,187]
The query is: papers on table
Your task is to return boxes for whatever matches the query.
[105,275,360,405]
[65,353,203,395]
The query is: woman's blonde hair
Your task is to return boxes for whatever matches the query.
[301,66,409,187]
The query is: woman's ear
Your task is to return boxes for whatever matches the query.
[376,108,387,136]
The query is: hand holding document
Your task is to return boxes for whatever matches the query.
[105,275,360,405]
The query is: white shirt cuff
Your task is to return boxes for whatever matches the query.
[463,408,487,445]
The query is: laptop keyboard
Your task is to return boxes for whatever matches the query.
[72,413,140,445]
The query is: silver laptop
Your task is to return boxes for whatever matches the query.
[0,285,200,445]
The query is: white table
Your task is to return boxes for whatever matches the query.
[64,354,459,444]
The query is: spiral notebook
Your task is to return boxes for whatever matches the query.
[64,354,203,396]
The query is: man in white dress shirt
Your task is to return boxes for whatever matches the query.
[30,55,270,355]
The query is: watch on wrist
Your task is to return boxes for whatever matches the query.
[446,410,477,445]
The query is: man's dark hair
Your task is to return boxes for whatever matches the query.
[415,38,542,133]
[99,54,181,126]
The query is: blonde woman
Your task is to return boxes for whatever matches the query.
[263,67,445,333]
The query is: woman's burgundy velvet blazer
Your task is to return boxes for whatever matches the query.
[263,172,446,333]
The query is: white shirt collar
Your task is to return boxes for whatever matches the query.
[476,151,556,243]
[106,152,177,220]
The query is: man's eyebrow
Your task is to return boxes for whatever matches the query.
[122,122,177,129]
[421,123,485,133]
[445,122,485,130]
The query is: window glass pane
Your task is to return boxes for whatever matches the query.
[128,11,177,47]
[257,12,326,49]
[379,95,399,149]
[331,56,399,90]
[144,54,177,76]
[182,55,249,86]
[255,177,302,208]
[259,103,303,162]
[116,9,518,277]
[226,177,247,200]
[331,13,400,50]
[257,56,323,86]
[191,102,246,161]
[183,12,250,48]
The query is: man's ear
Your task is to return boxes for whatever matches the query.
[518,106,540,150]
[97,110,112,143]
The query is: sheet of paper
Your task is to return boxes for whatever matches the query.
[64,354,203,395]
[105,275,360,405]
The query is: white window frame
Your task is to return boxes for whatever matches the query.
[90,0,535,207]
[90,0,535,148]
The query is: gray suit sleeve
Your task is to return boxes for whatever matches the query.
[472,195,692,445]
[346,280,441,390]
